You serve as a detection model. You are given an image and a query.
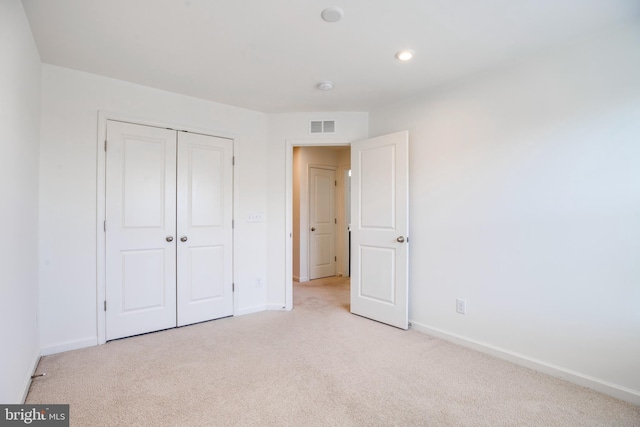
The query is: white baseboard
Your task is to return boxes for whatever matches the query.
[409,321,640,406]
[40,337,97,356]
[19,351,41,403]
[267,304,286,310]
[235,305,266,316]
[298,276,309,283]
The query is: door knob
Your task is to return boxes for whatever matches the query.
[166,236,174,242]
[396,236,405,243]
[180,236,188,242]
[311,227,316,231]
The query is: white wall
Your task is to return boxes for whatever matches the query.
[266,113,368,307]
[369,23,640,402]
[0,0,41,403]
[39,65,269,354]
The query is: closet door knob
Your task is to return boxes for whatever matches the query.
[396,236,405,243]
[166,236,174,242]
[311,227,316,231]
[180,236,188,242]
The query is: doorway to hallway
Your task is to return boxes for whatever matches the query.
[286,131,409,329]
[292,146,351,284]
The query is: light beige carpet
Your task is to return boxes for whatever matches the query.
[27,277,639,426]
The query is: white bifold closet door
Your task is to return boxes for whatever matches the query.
[176,131,233,327]
[105,120,233,341]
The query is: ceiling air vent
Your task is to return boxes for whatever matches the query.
[310,120,336,134]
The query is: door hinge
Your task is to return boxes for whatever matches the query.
[103,220,106,232]
[104,140,107,151]
[334,218,337,224]
[104,300,107,311]
[335,256,337,262]
[335,180,337,186]
[232,283,235,292]
[232,219,234,229]
[232,156,235,166]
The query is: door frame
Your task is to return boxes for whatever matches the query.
[285,139,349,310]
[96,111,237,345]
[342,168,351,278]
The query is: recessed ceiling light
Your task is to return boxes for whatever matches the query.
[395,50,415,61]
[317,81,334,91]
[321,7,344,23]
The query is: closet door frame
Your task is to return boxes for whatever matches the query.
[96,111,237,345]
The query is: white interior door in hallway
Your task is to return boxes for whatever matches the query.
[105,120,233,341]
[309,166,336,279]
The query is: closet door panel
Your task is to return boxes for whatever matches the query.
[177,132,234,326]
[105,121,177,340]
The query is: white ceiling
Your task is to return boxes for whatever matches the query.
[22,0,640,113]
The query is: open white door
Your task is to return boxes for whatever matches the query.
[176,132,234,326]
[350,131,409,329]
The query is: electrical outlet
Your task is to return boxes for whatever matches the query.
[456,298,466,315]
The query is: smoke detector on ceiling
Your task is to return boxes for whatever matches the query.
[317,81,334,91]
[321,7,344,23]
